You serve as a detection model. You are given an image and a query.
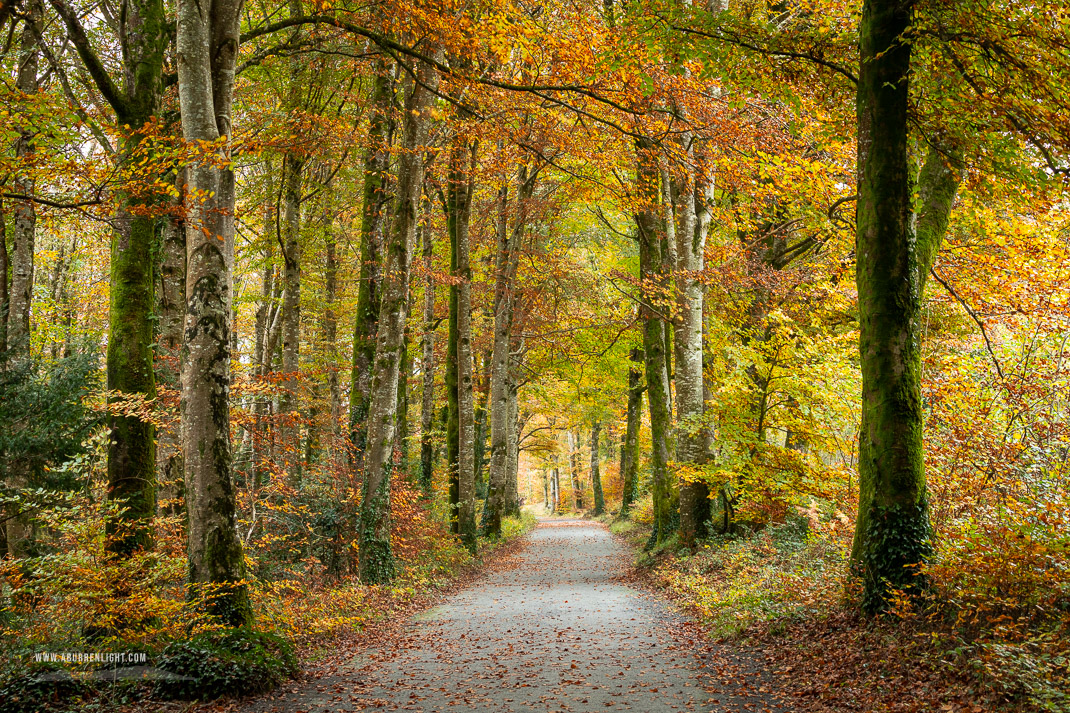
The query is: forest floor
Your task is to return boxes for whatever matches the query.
[221,519,784,713]
[609,516,1023,713]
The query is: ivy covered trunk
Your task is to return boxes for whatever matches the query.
[635,138,674,545]
[850,0,931,612]
[176,0,253,626]
[350,62,393,473]
[357,63,436,583]
[619,347,643,515]
[446,137,477,550]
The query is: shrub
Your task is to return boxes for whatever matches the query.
[0,660,89,713]
[154,627,297,700]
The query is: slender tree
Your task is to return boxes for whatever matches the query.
[350,61,394,473]
[3,3,42,558]
[635,138,674,544]
[445,135,477,550]
[590,420,605,516]
[357,59,437,583]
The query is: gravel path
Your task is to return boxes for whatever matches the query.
[244,520,781,713]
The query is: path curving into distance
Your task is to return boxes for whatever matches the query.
[244,519,782,713]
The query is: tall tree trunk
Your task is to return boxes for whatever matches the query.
[550,468,560,513]
[677,172,714,546]
[252,175,276,488]
[418,201,436,495]
[54,0,173,560]
[322,198,343,452]
[620,347,644,515]
[350,61,394,474]
[591,421,605,516]
[357,60,436,584]
[504,372,521,516]
[473,351,491,499]
[635,138,674,546]
[396,324,412,472]
[157,170,186,517]
[484,166,537,533]
[280,150,303,479]
[0,204,7,353]
[4,2,42,559]
[6,3,39,360]
[176,0,253,626]
[850,0,929,612]
[568,429,584,510]
[0,205,7,353]
[446,136,477,551]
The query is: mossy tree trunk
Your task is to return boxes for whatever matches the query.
[279,149,303,479]
[850,0,960,613]
[357,61,436,583]
[54,0,171,558]
[176,0,253,626]
[3,3,41,558]
[634,138,674,545]
[484,165,537,535]
[473,351,491,499]
[350,61,394,475]
[419,202,436,496]
[445,135,477,551]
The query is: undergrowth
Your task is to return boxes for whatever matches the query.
[612,506,1069,712]
[0,482,536,710]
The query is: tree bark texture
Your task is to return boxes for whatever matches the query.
[279,150,304,477]
[445,137,477,550]
[157,170,186,516]
[419,204,436,495]
[635,138,674,545]
[176,0,253,626]
[357,61,436,583]
[591,421,605,515]
[850,0,933,613]
[677,172,714,546]
[350,62,394,473]
[484,166,536,534]
[3,3,42,559]
[620,347,644,515]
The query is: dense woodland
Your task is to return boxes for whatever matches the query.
[1,0,1069,709]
